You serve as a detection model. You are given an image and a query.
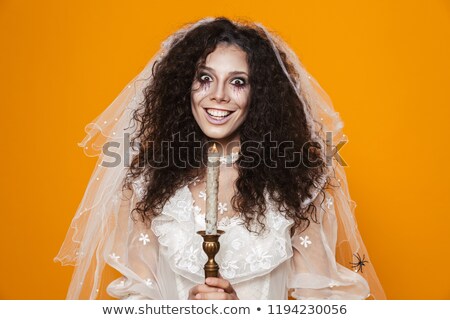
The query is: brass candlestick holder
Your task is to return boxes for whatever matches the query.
[197,230,225,278]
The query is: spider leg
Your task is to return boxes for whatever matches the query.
[350,252,370,273]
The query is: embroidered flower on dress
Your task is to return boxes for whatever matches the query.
[220,250,239,278]
[138,233,150,245]
[218,216,240,228]
[299,236,312,248]
[231,238,243,250]
[176,200,193,220]
[218,202,228,215]
[246,247,272,272]
[178,245,201,274]
[218,216,231,227]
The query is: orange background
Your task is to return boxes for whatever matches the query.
[1,0,449,299]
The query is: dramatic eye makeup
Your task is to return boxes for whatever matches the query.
[230,77,247,87]
[198,73,212,84]
[196,70,248,89]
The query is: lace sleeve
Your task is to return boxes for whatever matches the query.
[104,186,163,300]
[288,165,385,299]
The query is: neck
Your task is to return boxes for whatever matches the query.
[211,134,241,156]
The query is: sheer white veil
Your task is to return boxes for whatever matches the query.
[54,17,385,299]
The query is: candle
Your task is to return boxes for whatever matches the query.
[206,143,220,234]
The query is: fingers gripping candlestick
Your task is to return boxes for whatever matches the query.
[197,143,224,278]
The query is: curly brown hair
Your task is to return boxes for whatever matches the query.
[123,17,329,234]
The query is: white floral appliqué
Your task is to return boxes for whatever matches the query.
[138,233,150,245]
[231,238,243,250]
[218,216,231,227]
[218,202,228,215]
[176,200,193,220]
[178,245,201,274]
[246,247,272,272]
[299,235,312,248]
[220,251,239,278]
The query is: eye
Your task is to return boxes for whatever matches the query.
[231,78,246,87]
[198,74,212,83]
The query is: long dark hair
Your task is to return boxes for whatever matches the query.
[123,17,329,233]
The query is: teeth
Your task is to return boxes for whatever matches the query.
[206,109,232,117]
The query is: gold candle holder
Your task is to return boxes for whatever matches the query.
[197,230,225,278]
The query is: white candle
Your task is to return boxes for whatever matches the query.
[206,143,220,234]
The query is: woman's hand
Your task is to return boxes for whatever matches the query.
[188,277,239,300]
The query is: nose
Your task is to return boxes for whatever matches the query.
[210,81,230,103]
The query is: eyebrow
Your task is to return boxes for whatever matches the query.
[199,65,248,76]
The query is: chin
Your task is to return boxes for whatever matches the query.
[203,128,233,140]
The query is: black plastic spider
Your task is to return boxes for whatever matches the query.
[349,253,369,273]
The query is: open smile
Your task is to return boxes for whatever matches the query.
[203,108,236,124]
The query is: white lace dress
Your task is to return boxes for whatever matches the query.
[103,173,372,300]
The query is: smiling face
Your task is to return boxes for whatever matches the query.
[191,43,251,149]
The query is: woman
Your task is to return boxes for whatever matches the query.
[55,17,386,300]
